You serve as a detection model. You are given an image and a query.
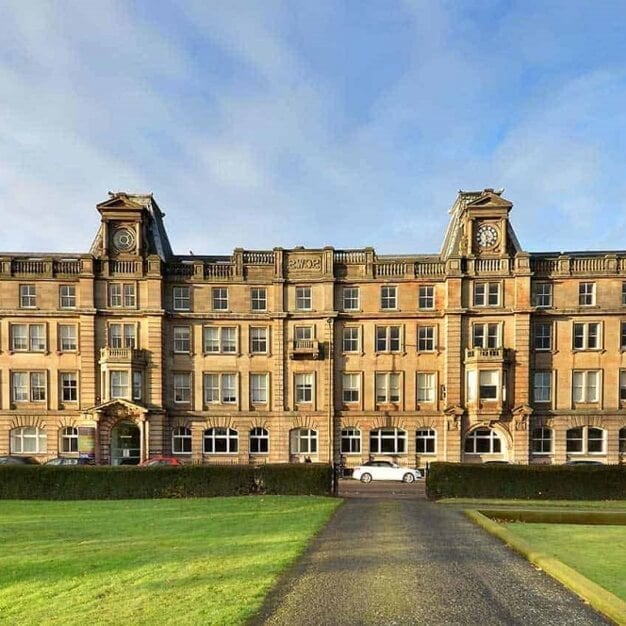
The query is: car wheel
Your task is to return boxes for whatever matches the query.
[360,472,372,483]
[402,473,415,483]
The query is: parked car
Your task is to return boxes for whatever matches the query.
[138,456,182,467]
[44,457,95,466]
[0,455,40,465]
[565,460,605,466]
[352,460,422,483]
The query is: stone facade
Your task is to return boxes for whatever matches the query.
[1,189,625,467]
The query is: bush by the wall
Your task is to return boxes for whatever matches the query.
[426,462,626,500]
[0,463,333,500]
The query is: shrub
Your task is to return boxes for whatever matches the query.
[426,463,626,501]
[0,463,333,500]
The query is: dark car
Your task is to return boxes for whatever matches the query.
[139,456,182,467]
[0,456,40,465]
[44,457,95,466]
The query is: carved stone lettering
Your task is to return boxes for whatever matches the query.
[287,257,322,271]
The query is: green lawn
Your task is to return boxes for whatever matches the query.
[439,498,626,509]
[0,497,340,625]
[504,522,626,601]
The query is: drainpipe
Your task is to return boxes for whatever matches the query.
[326,317,334,466]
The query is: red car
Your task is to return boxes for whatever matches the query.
[138,456,182,467]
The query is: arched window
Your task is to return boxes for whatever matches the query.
[340,428,361,454]
[531,427,553,454]
[370,428,407,454]
[620,427,626,455]
[464,428,502,454]
[59,426,78,453]
[415,428,436,454]
[10,426,47,454]
[290,428,318,454]
[172,426,192,454]
[203,427,238,454]
[566,427,606,454]
[250,427,269,454]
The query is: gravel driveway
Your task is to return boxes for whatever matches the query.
[251,498,607,625]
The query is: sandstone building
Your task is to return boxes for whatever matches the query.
[1,189,625,467]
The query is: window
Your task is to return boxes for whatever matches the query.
[132,371,142,401]
[566,426,605,454]
[110,371,129,399]
[172,426,192,454]
[342,327,360,353]
[173,373,192,403]
[203,326,237,353]
[212,287,228,311]
[464,428,502,454]
[341,428,361,454]
[250,373,268,404]
[173,326,191,353]
[204,427,238,454]
[533,371,552,403]
[474,282,500,307]
[60,426,78,453]
[250,327,268,354]
[531,427,552,454]
[381,286,397,310]
[342,287,360,311]
[533,322,552,351]
[290,428,317,454]
[109,323,136,349]
[375,372,401,403]
[295,373,313,404]
[12,372,46,402]
[295,286,312,310]
[370,428,407,454]
[250,427,269,454]
[59,285,76,308]
[479,370,498,400]
[294,326,313,341]
[58,325,77,352]
[342,373,360,403]
[579,282,595,306]
[620,428,626,454]
[10,324,46,352]
[473,323,500,349]
[416,373,435,403]
[60,372,78,402]
[20,284,36,308]
[417,326,436,352]
[10,426,47,454]
[173,286,191,311]
[620,370,626,402]
[109,283,136,308]
[621,322,626,350]
[533,282,553,308]
[203,373,237,404]
[251,287,267,311]
[415,428,436,454]
[418,285,435,310]
[375,326,401,352]
[572,370,600,403]
[573,322,600,350]
[623,283,626,306]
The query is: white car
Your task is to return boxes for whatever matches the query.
[352,461,422,483]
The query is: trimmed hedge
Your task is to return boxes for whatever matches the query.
[0,463,333,500]
[426,462,626,500]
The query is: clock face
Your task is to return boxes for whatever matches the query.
[475,224,499,249]
[112,228,135,252]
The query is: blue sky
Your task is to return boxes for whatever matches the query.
[1,0,626,255]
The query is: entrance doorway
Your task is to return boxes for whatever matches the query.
[111,421,140,465]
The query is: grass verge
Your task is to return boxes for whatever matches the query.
[466,510,626,625]
[440,498,626,509]
[0,497,340,625]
